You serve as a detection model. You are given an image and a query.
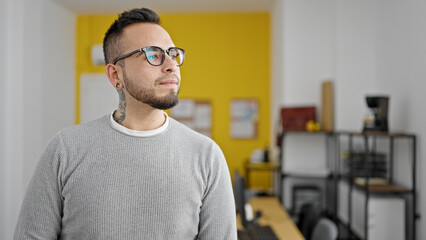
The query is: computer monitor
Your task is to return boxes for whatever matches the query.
[233,170,249,228]
[233,171,280,240]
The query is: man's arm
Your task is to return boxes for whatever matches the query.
[14,133,64,240]
[198,143,237,240]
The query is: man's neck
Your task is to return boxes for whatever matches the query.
[113,105,166,131]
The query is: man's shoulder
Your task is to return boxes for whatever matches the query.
[168,118,216,145]
[168,118,225,163]
[59,115,110,139]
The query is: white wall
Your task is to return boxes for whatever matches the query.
[0,0,5,235]
[1,0,26,238]
[270,0,285,149]
[335,1,379,130]
[0,0,75,239]
[374,1,426,239]
[270,0,337,146]
[281,0,337,107]
[273,0,379,130]
[272,0,426,239]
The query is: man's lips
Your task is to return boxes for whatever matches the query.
[157,74,179,86]
[159,79,178,85]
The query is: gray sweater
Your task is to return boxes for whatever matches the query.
[14,115,237,240]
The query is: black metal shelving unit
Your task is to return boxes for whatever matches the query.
[278,130,419,240]
[278,131,335,216]
[335,131,418,240]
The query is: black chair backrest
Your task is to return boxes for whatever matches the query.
[297,203,320,239]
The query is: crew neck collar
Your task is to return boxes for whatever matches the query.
[109,111,170,137]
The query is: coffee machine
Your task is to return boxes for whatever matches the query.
[363,96,389,132]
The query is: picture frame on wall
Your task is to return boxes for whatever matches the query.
[171,99,212,138]
[230,99,259,139]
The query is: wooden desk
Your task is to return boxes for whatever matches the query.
[237,197,305,240]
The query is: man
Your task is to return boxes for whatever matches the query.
[14,8,237,240]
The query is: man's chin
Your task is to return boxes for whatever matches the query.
[146,96,179,110]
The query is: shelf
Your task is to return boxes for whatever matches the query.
[245,162,280,171]
[337,131,415,138]
[282,130,334,135]
[282,171,332,179]
[279,129,417,239]
[245,161,281,197]
[356,183,411,193]
[338,176,412,193]
[282,130,415,138]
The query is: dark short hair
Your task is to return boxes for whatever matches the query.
[103,8,160,64]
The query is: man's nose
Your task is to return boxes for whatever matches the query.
[161,54,179,73]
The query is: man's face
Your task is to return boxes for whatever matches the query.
[119,23,181,110]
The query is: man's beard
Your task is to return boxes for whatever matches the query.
[123,72,179,110]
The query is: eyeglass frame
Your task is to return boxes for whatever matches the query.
[112,46,186,66]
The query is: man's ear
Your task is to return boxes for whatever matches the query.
[105,63,123,89]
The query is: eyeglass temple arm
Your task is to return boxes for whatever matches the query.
[113,48,143,65]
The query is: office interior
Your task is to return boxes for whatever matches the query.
[1,0,425,239]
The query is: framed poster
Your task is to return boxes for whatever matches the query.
[171,99,212,138]
[230,99,258,139]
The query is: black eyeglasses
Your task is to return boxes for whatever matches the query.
[113,46,185,66]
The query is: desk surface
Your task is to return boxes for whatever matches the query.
[238,197,305,240]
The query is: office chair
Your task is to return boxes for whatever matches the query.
[310,218,338,240]
[297,203,320,239]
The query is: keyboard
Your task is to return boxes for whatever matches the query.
[247,224,279,240]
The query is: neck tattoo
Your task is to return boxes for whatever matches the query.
[114,89,127,125]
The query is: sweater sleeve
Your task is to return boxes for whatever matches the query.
[14,133,65,240]
[198,143,237,240]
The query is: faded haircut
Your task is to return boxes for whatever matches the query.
[103,8,160,65]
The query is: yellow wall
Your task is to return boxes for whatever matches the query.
[76,12,271,188]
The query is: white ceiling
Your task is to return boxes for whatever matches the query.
[51,0,275,14]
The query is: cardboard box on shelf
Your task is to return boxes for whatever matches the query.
[280,106,316,131]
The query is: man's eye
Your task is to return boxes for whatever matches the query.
[169,50,178,59]
[147,54,156,60]
[147,53,161,60]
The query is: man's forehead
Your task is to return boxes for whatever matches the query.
[121,23,174,48]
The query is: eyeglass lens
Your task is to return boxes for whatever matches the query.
[145,46,185,66]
